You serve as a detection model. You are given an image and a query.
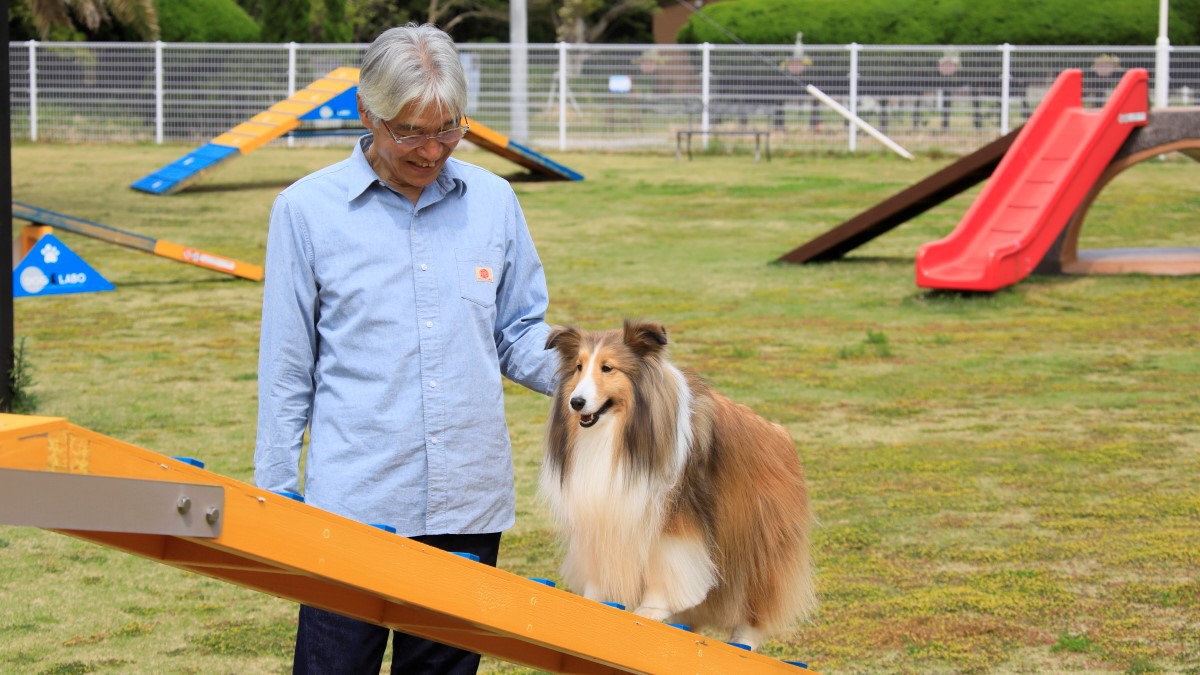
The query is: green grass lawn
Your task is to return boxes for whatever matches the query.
[1,141,1198,674]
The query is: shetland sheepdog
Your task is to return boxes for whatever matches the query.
[541,320,815,650]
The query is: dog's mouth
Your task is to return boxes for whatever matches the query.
[578,399,614,428]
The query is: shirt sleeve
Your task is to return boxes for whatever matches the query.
[494,190,558,396]
[254,194,318,495]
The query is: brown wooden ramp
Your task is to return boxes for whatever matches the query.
[775,128,1020,264]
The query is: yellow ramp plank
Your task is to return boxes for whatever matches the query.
[326,66,360,80]
[0,414,816,674]
[308,77,358,93]
[252,111,300,126]
[289,90,337,105]
[152,240,264,281]
[269,100,317,116]
[230,121,284,137]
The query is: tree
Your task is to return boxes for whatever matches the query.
[554,0,655,43]
[241,0,351,42]
[21,0,159,40]
[260,0,309,41]
[426,0,506,35]
[157,0,259,42]
[312,0,351,41]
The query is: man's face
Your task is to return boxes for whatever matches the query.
[359,98,463,198]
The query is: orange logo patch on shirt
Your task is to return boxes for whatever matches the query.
[475,266,494,282]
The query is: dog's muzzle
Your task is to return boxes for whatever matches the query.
[574,399,613,428]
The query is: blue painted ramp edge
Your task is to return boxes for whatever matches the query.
[507,141,584,181]
[131,143,241,195]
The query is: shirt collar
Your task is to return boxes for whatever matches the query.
[346,135,468,203]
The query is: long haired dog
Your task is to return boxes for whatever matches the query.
[541,320,815,649]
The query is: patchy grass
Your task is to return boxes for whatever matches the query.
[1,142,1197,673]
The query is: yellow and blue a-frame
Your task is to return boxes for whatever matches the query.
[131,67,582,196]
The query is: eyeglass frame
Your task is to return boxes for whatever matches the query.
[378,118,470,149]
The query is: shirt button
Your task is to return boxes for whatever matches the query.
[429,380,437,388]
[430,436,439,444]
[420,263,429,271]
[426,321,433,328]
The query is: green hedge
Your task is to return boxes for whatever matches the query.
[677,0,1200,46]
[157,0,261,42]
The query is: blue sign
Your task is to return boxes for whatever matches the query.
[298,87,360,121]
[13,233,115,297]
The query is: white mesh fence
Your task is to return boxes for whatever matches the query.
[9,41,1199,155]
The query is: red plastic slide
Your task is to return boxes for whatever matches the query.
[915,68,1149,291]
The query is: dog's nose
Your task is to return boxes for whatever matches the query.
[570,397,586,411]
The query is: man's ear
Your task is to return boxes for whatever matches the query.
[357,93,374,129]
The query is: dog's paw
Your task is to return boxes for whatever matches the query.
[633,605,672,622]
[730,625,763,652]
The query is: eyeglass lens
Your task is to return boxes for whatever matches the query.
[392,126,467,148]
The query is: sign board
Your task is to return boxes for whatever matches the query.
[13,234,115,297]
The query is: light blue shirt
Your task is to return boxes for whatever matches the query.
[255,136,557,537]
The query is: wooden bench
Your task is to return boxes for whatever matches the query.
[676,130,770,162]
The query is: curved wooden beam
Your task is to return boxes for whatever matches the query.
[1046,108,1200,276]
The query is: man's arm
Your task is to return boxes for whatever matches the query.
[493,193,558,396]
[254,195,319,494]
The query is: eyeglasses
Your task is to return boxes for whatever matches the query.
[379,119,470,149]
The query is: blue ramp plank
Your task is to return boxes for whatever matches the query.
[131,143,241,195]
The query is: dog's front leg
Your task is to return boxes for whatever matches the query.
[634,533,717,622]
[582,580,606,602]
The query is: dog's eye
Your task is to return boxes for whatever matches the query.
[575,364,583,371]
[601,364,613,373]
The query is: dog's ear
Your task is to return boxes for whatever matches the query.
[623,319,668,356]
[545,325,582,354]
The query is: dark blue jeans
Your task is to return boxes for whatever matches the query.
[293,532,502,675]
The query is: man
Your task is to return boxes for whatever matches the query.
[255,23,558,674]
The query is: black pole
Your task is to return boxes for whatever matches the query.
[1,2,14,410]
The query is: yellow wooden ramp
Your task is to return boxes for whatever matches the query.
[0,414,813,674]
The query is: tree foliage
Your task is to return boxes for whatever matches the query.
[345,0,654,44]
[13,0,159,40]
[312,0,352,41]
[158,0,260,42]
[260,0,309,41]
[677,0,1200,46]
[554,0,656,43]
[346,0,548,43]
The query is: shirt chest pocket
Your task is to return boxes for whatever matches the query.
[455,248,501,308]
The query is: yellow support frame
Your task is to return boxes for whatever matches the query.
[0,414,814,674]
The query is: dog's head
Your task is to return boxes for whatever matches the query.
[545,320,669,428]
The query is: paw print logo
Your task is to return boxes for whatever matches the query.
[40,242,61,264]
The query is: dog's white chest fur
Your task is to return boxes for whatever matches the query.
[545,367,698,608]
[562,418,659,532]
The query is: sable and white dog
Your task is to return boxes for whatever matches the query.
[541,320,815,650]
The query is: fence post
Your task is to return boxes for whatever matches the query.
[848,43,859,153]
[1155,0,1170,108]
[288,42,297,148]
[27,40,37,142]
[700,43,711,137]
[154,41,164,144]
[557,42,567,151]
[1000,43,1012,134]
